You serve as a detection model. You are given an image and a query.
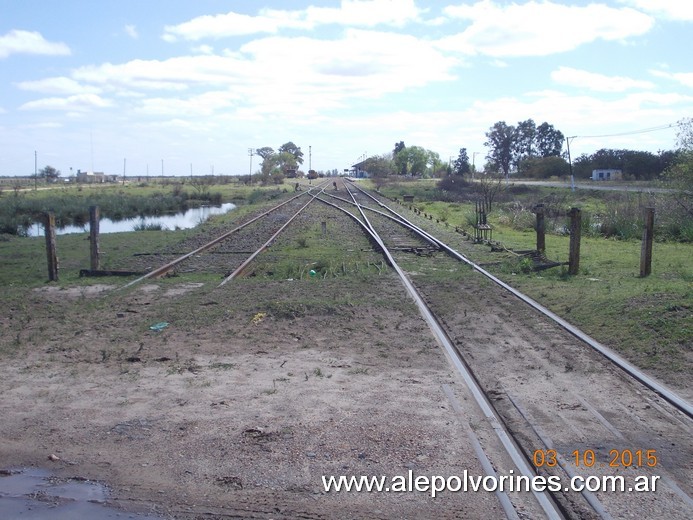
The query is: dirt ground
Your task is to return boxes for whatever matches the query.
[1,192,690,519]
[1,275,510,519]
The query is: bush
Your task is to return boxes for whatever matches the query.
[497,202,535,231]
[437,175,470,194]
[133,221,166,231]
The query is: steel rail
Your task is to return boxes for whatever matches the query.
[323,191,440,248]
[335,181,567,520]
[218,187,326,286]
[120,188,318,290]
[347,181,693,419]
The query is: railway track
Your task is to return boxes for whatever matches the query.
[121,181,330,288]
[118,176,692,519]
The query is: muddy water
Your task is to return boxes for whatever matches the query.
[0,468,160,519]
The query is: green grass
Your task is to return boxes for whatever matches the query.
[0,228,197,288]
[379,183,692,377]
[0,178,298,236]
[250,219,385,280]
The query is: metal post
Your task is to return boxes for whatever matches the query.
[568,207,581,275]
[640,207,655,277]
[89,205,100,271]
[535,204,545,253]
[44,212,59,281]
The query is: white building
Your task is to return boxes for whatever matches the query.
[591,169,622,181]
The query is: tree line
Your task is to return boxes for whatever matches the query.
[360,117,690,182]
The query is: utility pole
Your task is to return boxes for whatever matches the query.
[566,136,576,192]
[248,148,254,184]
[309,145,312,172]
[472,152,480,181]
[34,150,37,190]
[123,158,126,185]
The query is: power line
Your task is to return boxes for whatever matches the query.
[572,121,680,140]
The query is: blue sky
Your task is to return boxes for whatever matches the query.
[1,0,691,177]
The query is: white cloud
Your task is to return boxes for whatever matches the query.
[300,0,422,27]
[192,44,214,55]
[70,57,237,90]
[551,66,654,92]
[163,11,282,41]
[16,77,102,95]
[0,29,70,59]
[22,122,63,129]
[124,24,139,39]
[650,69,693,88]
[438,1,654,57]
[162,0,423,41]
[135,91,241,117]
[620,0,693,21]
[231,30,457,115]
[19,94,112,111]
[58,30,455,119]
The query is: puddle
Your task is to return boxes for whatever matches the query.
[0,468,160,519]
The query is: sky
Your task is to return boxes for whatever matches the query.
[1,0,691,177]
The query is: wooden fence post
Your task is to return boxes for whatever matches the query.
[535,204,545,253]
[44,212,59,282]
[568,207,581,275]
[640,207,654,277]
[89,205,101,270]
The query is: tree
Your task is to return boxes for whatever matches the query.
[276,151,298,173]
[520,156,570,179]
[664,118,693,218]
[256,147,274,160]
[622,150,661,180]
[536,122,564,157]
[393,141,407,175]
[478,171,505,213]
[361,155,394,177]
[259,153,279,185]
[484,121,515,178]
[453,148,471,176]
[426,150,446,178]
[676,117,693,151]
[278,142,304,165]
[571,148,672,180]
[394,146,429,176]
[39,165,60,180]
[513,119,537,173]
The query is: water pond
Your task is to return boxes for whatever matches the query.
[26,203,236,236]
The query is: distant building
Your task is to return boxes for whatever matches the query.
[76,170,118,183]
[591,169,622,181]
[351,160,370,178]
